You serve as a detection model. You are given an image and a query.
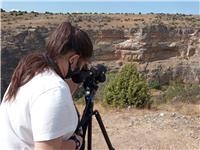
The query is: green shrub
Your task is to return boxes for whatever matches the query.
[103,64,151,108]
[18,11,24,16]
[148,80,161,90]
[45,11,53,15]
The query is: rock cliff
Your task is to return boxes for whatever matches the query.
[114,25,200,84]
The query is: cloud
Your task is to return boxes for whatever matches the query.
[10,9,19,11]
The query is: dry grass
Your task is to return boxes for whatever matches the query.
[154,102,200,115]
[76,100,200,116]
[2,12,200,31]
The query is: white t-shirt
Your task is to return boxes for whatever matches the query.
[0,69,78,150]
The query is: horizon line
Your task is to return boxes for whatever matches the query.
[1,10,199,15]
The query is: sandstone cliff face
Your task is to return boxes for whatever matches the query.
[1,13,200,98]
[115,25,198,61]
[114,25,200,84]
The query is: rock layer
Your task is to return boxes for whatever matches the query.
[114,25,200,84]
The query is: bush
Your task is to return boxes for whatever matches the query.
[1,8,6,12]
[30,11,39,16]
[18,11,24,16]
[45,11,53,15]
[148,81,161,90]
[104,64,151,108]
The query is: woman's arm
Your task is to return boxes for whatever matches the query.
[34,134,82,150]
[34,137,76,150]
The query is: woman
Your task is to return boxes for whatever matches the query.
[0,21,93,150]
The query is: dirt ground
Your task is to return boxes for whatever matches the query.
[76,103,200,150]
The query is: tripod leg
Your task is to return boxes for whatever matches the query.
[79,112,93,150]
[88,117,92,150]
[93,110,115,150]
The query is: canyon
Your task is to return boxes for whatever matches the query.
[1,12,200,98]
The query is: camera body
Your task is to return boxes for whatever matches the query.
[71,64,107,94]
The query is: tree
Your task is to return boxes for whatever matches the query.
[104,64,151,108]
[1,8,6,12]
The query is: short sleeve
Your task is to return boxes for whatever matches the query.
[30,86,78,141]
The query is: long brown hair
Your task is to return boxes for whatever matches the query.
[5,21,93,101]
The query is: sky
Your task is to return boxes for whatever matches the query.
[1,0,200,15]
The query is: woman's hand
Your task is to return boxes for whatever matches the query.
[69,134,83,150]
[62,134,83,150]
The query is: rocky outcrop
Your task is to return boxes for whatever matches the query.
[114,24,198,62]
[114,24,200,84]
[2,26,48,51]
[90,29,126,61]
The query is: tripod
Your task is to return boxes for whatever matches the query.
[77,88,115,150]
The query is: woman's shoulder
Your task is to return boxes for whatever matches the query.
[19,69,71,105]
[25,69,69,94]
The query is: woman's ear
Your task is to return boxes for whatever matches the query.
[69,54,80,69]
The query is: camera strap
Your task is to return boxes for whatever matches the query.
[42,53,64,79]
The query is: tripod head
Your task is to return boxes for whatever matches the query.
[71,64,107,96]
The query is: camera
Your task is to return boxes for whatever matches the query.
[71,64,107,93]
